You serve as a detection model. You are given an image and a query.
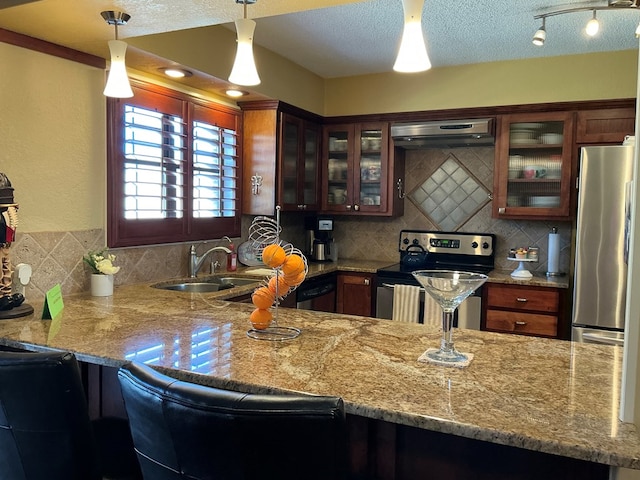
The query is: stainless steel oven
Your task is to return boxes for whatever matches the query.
[375,230,495,329]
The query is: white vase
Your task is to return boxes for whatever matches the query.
[91,274,114,297]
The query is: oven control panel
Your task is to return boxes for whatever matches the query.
[399,230,494,257]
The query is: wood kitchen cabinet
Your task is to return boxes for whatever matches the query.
[336,272,374,316]
[322,122,404,217]
[482,283,568,339]
[576,107,636,144]
[241,101,322,215]
[493,112,574,220]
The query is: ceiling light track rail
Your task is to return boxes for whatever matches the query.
[532,0,640,46]
[534,2,639,21]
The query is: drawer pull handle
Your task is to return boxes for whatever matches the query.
[515,321,527,326]
[516,297,528,303]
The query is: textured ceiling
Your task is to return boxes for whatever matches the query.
[0,0,638,86]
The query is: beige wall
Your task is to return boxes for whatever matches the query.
[323,50,639,116]
[129,26,327,115]
[130,27,637,118]
[0,42,106,233]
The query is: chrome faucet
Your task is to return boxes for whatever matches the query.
[188,244,232,278]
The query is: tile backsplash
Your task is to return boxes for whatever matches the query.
[9,146,572,302]
[316,146,572,273]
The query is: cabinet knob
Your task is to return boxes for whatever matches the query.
[346,205,352,210]
[498,207,506,214]
[516,297,528,303]
[515,321,527,326]
[354,204,360,211]
[364,278,370,285]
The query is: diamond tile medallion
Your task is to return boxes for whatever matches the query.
[408,154,490,231]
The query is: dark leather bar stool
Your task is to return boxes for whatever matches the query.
[117,362,347,480]
[0,351,141,480]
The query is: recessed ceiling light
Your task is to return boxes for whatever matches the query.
[159,67,193,79]
[226,89,248,98]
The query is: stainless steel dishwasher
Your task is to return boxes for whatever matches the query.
[296,273,337,313]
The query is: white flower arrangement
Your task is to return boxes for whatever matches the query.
[83,248,121,275]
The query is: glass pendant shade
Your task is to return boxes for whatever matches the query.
[104,40,133,98]
[393,0,431,73]
[229,18,261,86]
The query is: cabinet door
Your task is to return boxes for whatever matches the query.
[323,122,400,216]
[576,108,635,144]
[302,122,321,210]
[279,114,321,212]
[356,123,389,214]
[493,112,574,220]
[336,273,373,316]
[324,124,355,213]
[279,114,301,210]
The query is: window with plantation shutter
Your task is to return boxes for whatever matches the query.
[107,81,242,247]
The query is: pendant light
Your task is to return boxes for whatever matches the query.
[229,0,261,86]
[101,11,133,98]
[393,0,431,73]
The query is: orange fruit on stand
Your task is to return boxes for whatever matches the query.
[252,286,275,309]
[262,244,286,268]
[250,308,273,330]
[268,275,290,298]
[281,254,305,277]
[283,270,306,287]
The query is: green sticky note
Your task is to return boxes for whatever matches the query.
[42,284,64,320]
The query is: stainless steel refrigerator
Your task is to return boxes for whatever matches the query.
[572,145,634,345]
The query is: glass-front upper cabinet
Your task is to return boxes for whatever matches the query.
[493,112,574,220]
[323,122,389,214]
[278,113,320,211]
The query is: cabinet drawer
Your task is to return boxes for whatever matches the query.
[486,310,558,337]
[486,284,559,313]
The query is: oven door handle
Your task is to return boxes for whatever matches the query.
[381,283,425,293]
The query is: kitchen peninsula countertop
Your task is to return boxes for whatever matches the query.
[0,268,636,471]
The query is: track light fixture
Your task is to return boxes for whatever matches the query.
[532,0,640,46]
[585,10,600,36]
[229,0,260,86]
[101,11,133,98]
[532,17,546,46]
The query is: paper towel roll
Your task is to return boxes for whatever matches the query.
[547,230,560,275]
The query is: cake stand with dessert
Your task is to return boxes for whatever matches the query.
[507,247,538,279]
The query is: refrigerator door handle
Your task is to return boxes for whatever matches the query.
[581,331,624,346]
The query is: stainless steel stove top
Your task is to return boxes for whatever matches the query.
[377,230,496,279]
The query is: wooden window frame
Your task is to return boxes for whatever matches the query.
[107,80,242,247]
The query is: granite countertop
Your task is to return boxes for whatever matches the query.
[281,260,570,289]
[0,264,636,470]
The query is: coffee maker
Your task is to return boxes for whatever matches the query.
[304,216,336,262]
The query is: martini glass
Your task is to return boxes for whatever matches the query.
[412,270,488,365]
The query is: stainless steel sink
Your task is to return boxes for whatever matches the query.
[214,277,260,286]
[157,283,224,293]
[152,276,260,293]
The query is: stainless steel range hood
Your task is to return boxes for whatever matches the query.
[391,118,495,149]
